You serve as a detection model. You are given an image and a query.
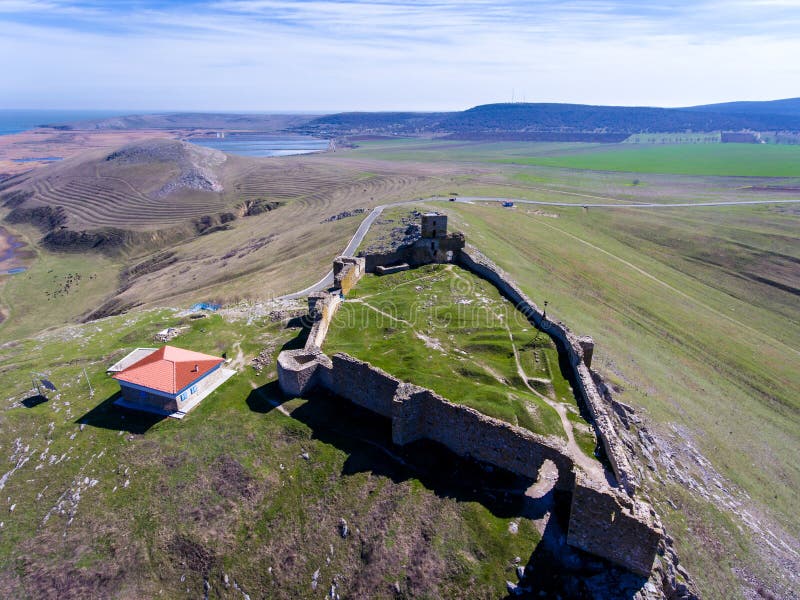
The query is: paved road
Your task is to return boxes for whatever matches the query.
[279,205,387,300]
[279,195,800,300]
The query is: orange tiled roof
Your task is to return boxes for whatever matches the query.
[112,345,223,394]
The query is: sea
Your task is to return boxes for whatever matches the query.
[0,109,137,135]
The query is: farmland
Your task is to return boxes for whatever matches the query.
[492,143,800,177]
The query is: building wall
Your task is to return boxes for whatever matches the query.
[421,214,448,238]
[176,366,226,411]
[119,385,178,413]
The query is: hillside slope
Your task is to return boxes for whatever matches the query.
[684,97,800,117]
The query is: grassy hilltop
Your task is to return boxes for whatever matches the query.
[0,137,798,598]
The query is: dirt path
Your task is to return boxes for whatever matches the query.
[350,299,413,327]
[229,342,246,370]
[505,324,607,482]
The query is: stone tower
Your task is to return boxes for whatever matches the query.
[421,213,447,239]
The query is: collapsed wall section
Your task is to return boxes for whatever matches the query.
[362,232,465,272]
[456,246,638,495]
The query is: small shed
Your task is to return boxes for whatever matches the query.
[111,345,235,419]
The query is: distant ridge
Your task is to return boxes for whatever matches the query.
[35,98,800,140]
[293,99,800,138]
[682,97,800,118]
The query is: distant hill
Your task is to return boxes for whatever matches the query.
[293,111,446,136]
[684,97,800,118]
[33,99,800,141]
[45,112,318,132]
[440,102,800,133]
[294,99,800,139]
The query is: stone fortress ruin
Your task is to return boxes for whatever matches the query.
[278,212,663,579]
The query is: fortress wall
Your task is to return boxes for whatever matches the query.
[392,382,576,490]
[323,353,400,418]
[363,232,465,272]
[567,473,662,577]
[333,256,365,294]
[276,239,663,577]
[304,292,342,351]
[364,248,410,272]
[322,354,575,488]
[277,348,330,397]
[457,246,638,495]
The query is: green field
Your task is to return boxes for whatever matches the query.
[437,200,799,598]
[0,308,544,598]
[493,143,800,177]
[324,264,597,454]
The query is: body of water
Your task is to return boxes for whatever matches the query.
[0,109,138,135]
[189,134,329,157]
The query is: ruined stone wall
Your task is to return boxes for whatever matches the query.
[333,256,365,294]
[277,348,330,397]
[567,473,663,577]
[392,382,576,490]
[304,292,342,351]
[363,247,410,272]
[362,232,465,272]
[275,240,664,578]
[456,245,638,495]
[322,353,400,418]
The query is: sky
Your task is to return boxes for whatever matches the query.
[1,0,799,112]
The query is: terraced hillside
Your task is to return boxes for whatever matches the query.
[0,145,467,338]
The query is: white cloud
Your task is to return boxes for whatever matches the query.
[1,1,799,110]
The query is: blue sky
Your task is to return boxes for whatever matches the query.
[1,0,799,111]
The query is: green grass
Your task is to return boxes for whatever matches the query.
[0,305,548,598]
[324,264,583,441]
[0,248,119,340]
[439,201,799,598]
[492,143,800,177]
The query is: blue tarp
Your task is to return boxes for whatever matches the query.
[191,302,221,311]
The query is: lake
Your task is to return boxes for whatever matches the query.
[188,134,329,157]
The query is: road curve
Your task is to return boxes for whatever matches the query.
[279,195,799,300]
